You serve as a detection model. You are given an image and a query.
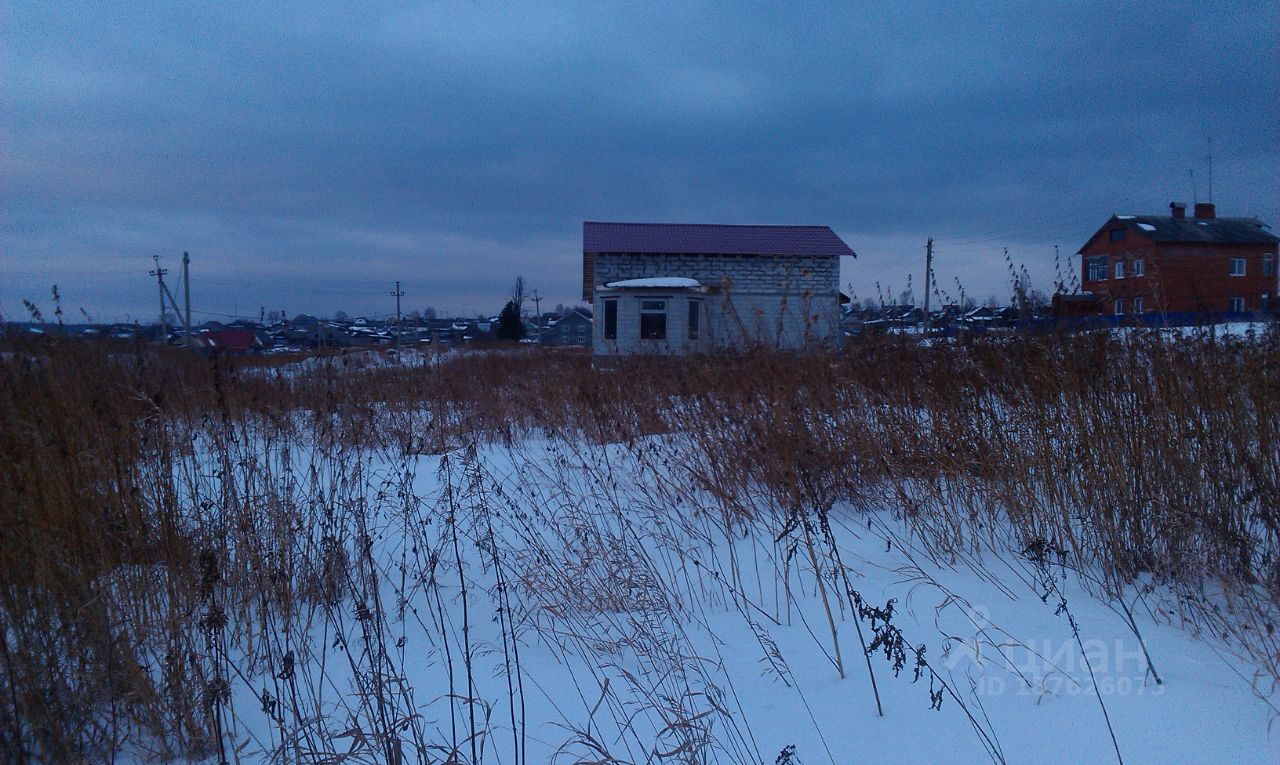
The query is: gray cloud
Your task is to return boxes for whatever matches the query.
[4,1,1276,321]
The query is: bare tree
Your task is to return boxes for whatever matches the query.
[510,276,527,317]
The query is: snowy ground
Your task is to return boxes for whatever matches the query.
[193,431,1278,765]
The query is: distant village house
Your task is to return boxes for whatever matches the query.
[1060,202,1278,319]
[582,222,854,356]
[541,308,593,347]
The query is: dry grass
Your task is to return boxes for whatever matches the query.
[0,324,1276,762]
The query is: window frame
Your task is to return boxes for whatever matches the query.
[1133,259,1144,277]
[1085,256,1107,282]
[1133,297,1143,313]
[602,299,618,340]
[1114,261,1125,279]
[1229,258,1246,277]
[687,299,701,341]
[1114,298,1124,316]
[1109,229,1126,242]
[1228,296,1245,313]
[1264,254,1274,277]
[639,299,667,341]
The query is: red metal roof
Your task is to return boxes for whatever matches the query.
[583,221,856,258]
[200,328,257,352]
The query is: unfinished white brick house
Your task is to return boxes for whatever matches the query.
[582,222,855,356]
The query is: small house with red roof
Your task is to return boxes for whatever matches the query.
[1068,202,1277,319]
[582,222,855,356]
[194,328,261,354]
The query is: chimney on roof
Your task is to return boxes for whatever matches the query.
[1194,202,1216,220]
[1170,202,1186,219]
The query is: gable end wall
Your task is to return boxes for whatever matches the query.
[590,252,840,354]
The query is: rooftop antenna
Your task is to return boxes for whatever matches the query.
[1206,135,1214,203]
[1190,169,1198,204]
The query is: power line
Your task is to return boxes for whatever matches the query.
[935,224,1088,248]
[189,308,255,320]
[931,229,1086,255]
[196,270,402,295]
[5,267,141,277]
[932,215,1079,246]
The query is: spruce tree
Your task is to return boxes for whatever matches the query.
[495,301,526,341]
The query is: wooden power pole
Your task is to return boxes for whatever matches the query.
[922,238,933,333]
[390,281,405,348]
[182,252,191,345]
[390,281,405,323]
[149,256,169,339]
[531,289,543,341]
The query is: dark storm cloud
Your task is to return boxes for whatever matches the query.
[3,1,1276,320]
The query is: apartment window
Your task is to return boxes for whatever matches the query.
[1264,255,1274,277]
[1229,258,1246,276]
[639,299,667,340]
[1133,297,1143,313]
[1228,297,1245,313]
[603,299,617,340]
[1109,229,1126,242]
[1086,257,1107,281]
[1114,298,1124,316]
[1262,293,1271,311]
[687,299,701,340]
[1114,261,1125,279]
[1133,259,1144,277]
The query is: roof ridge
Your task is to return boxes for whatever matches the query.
[584,221,831,229]
[583,220,858,258]
[1126,214,1268,221]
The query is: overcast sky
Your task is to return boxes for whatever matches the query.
[4,1,1277,323]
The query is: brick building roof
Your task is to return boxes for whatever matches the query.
[1104,215,1277,245]
[583,222,857,258]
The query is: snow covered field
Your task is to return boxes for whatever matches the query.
[5,334,1277,764]
[195,433,1276,764]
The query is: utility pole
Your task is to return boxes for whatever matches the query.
[151,253,189,345]
[532,290,542,345]
[922,238,933,333]
[390,281,405,324]
[390,281,405,348]
[182,252,191,345]
[150,256,169,340]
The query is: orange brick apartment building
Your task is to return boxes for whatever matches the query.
[1068,202,1277,318]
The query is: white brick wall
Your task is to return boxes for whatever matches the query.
[592,253,839,355]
